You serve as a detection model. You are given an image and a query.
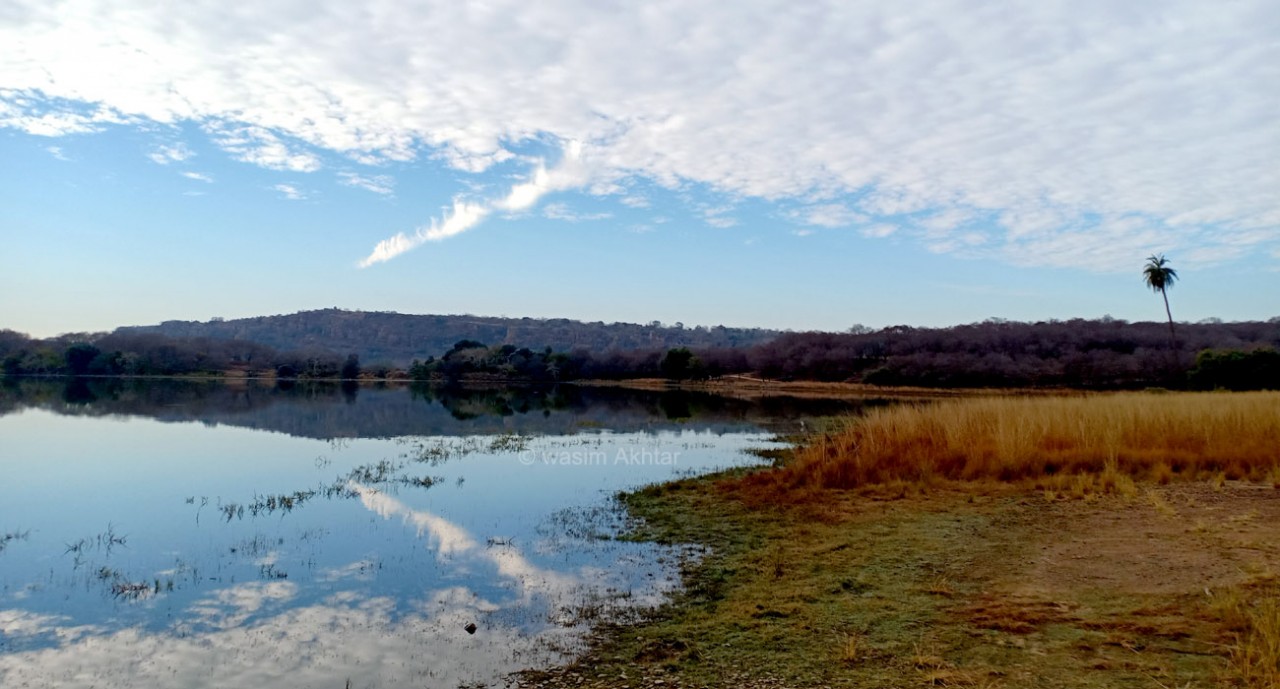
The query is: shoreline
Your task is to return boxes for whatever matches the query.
[5,372,1075,400]
[514,391,1280,688]
[517,467,1280,688]
[571,376,1075,400]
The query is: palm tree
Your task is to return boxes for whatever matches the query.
[1142,253,1179,352]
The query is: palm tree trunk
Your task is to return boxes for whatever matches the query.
[1162,287,1179,375]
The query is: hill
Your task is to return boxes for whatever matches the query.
[5,313,1276,390]
[115,309,780,365]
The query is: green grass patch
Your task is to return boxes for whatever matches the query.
[520,469,1254,687]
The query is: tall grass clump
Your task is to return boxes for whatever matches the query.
[1214,584,1280,688]
[776,391,1280,489]
[1233,595,1280,688]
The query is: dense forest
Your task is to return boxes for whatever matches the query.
[738,318,1280,389]
[400,317,1280,389]
[2,313,1278,390]
[116,309,778,365]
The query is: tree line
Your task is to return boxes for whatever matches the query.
[116,308,779,364]
[332,317,1280,390]
[0,330,364,379]
[3,316,1278,390]
[736,318,1279,389]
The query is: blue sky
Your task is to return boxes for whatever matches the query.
[2,2,1277,338]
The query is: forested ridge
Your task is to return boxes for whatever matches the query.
[2,310,1278,390]
[116,308,777,363]
[738,317,1280,389]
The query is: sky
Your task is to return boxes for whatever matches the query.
[1,1,1277,338]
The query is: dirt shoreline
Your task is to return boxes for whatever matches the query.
[514,472,1280,688]
[572,376,1071,400]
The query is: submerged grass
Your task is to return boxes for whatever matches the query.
[760,391,1280,492]
[0,529,31,554]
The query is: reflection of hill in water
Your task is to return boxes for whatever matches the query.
[0,378,871,439]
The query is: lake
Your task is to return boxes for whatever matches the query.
[0,378,862,688]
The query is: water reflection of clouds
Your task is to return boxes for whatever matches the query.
[0,388,782,687]
[185,581,298,631]
[0,483,662,688]
[1,593,574,688]
[357,482,479,556]
[353,480,679,630]
[0,610,100,643]
[317,559,379,583]
[353,481,581,601]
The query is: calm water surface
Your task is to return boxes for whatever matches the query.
[0,379,861,688]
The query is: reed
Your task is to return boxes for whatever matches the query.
[777,391,1280,489]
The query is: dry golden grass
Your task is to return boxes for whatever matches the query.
[839,634,860,664]
[773,391,1280,490]
[1212,582,1280,688]
[1236,596,1280,688]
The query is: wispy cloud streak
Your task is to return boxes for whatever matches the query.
[359,142,586,266]
[358,200,489,267]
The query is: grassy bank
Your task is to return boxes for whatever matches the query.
[522,474,1280,688]
[761,391,1280,491]
[520,391,1280,688]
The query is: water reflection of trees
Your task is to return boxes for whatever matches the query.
[0,378,868,440]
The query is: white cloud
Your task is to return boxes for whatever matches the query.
[493,141,590,214]
[45,145,68,160]
[338,171,394,195]
[861,224,899,239]
[0,88,132,135]
[700,205,738,229]
[494,166,553,213]
[543,202,611,222]
[147,142,193,165]
[794,203,863,228]
[211,124,322,173]
[0,107,96,136]
[918,208,976,235]
[272,183,306,200]
[358,199,489,267]
[360,142,590,263]
[181,170,212,183]
[0,2,1277,268]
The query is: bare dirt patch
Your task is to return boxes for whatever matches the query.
[1011,484,1280,598]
